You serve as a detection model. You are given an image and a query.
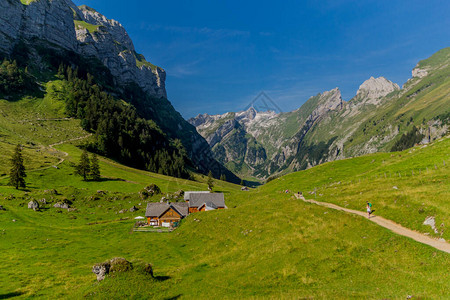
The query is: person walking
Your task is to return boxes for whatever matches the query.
[366,201,373,218]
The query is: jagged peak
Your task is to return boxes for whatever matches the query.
[357,76,399,94]
[354,76,399,105]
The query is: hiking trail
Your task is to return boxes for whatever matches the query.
[294,193,450,254]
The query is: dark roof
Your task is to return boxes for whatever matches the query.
[184,191,210,201]
[145,202,189,218]
[171,202,188,217]
[198,202,218,210]
[189,193,225,208]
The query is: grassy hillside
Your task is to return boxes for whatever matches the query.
[0,78,449,298]
[0,142,449,298]
[263,136,450,240]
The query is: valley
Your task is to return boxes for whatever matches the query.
[0,0,448,298]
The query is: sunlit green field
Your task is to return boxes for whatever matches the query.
[0,89,449,298]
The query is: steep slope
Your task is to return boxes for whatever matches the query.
[0,0,238,182]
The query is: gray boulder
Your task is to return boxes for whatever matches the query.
[92,257,132,281]
[28,200,39,211]
[92,262,110,281]
[129,206,138,212]
[53,202,69,209]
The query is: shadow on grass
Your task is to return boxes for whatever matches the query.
[163,294,182,300]
[97,177,127,182]
[154,275,171,282]
[0,291,24,299]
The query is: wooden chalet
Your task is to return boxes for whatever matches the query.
[145,202,188,227]
[185,192,226,213]
[145,192,226,227]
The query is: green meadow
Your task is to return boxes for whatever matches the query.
[0,89,449,299]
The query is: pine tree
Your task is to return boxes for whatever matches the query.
[240,179,245,186]
[76,149,90,181]
[90,153,101,181]
[220,174,226,181]
[207,170,214,191]
[8,144,26,189]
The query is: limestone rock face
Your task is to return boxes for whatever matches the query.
[0,0,79,54]
[0,0,166,99]
[76,5,166,98]
[412,66,428,78]
[355,77,400,105]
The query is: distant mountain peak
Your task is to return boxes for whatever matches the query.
[356,76,399,102]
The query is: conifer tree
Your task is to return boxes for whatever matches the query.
[90,153,101,181]
[207,170,214,191]
[76,149,90,181]
[8,144,26,189]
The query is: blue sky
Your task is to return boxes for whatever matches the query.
[73,0,450,118]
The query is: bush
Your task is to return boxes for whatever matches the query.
[109,257,132,273]
[139,184,161,199]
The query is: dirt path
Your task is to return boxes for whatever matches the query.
[294,193,450,254]
[29,134,92,172]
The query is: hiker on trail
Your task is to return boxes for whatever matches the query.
[366,201,373,218]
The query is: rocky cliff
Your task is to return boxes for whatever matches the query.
[0,0,165,98]
[352,76,399,106]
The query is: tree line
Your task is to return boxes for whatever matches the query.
[58,65,190,179]
[0,59,37,98]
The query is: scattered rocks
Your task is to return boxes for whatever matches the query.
[423,216,438,234]
[140,184,161,199]
[0,205,5,211]
[28,200,40,211]
[119,209,126,214]
[392,186,398,190]
[92,257,133,281]
[173,189,184,200]
[39,198,47,204]
[96,190,107,195]
[129,206,138,212]
[241,186,249,191]
[54,202,70,209]
[44,189,58,195]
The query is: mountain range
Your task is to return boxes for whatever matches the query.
[189,51,450,179]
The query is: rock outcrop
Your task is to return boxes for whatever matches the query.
[28,200,39,211]
[0,0,165,98]
[412,66,428,78]
[354,77,400,105]
[92,257,133,281]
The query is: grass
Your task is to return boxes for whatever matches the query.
[74,20,101,34]
[0,79,448,298]
[20,0,37,5]
[134,52,157,71]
